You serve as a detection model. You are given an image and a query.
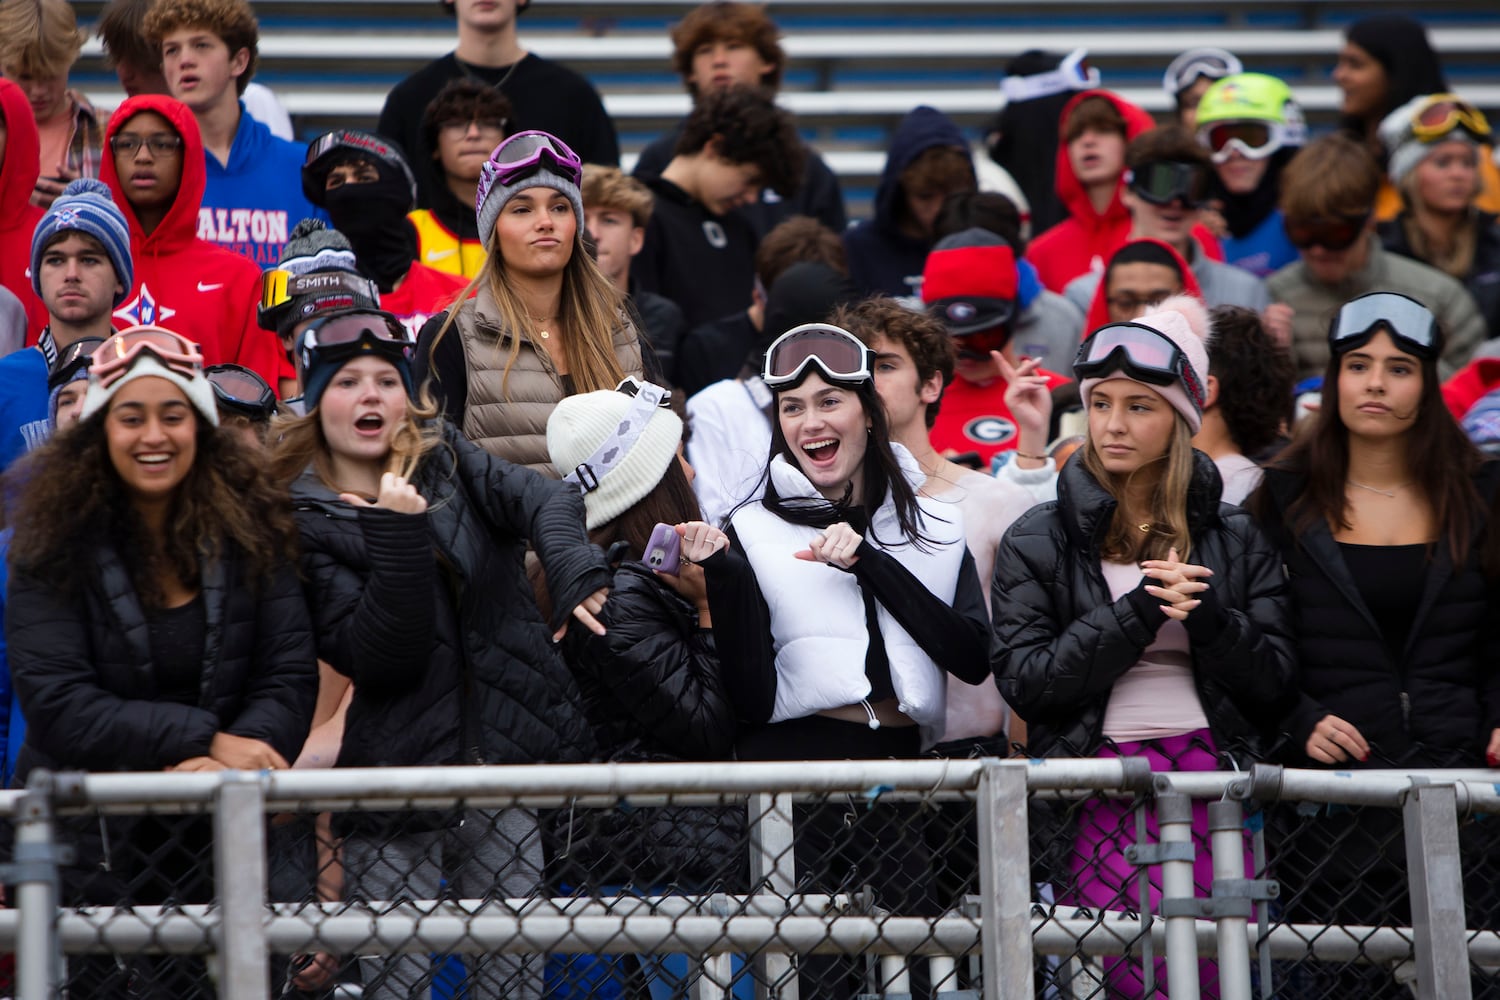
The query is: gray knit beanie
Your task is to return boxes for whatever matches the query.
[475,132,585,252]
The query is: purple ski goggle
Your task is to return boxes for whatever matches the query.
[477,131,583,207]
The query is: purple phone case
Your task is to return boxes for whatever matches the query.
[642,523,681,574]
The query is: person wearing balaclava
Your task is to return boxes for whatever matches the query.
[301,129,467,338]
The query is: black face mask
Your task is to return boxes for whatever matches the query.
[322,180,418,293]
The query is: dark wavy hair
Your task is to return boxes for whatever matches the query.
[743,376,936,549]
[1252,322,1482,563]
[675,84,804,199]
[2,407,297,609]
[1207,306,1295,457]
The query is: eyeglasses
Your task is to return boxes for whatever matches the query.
[1074,322,1206,411]
[1329,291,1439,360]
[480,130,583,192]
[1127,160,1210,208]
[205,364,277,422]
[109,134,183,157]
[47,336,105,390]
[1410,95,1493,144]
[89,327,204,389]
[1163,47,1242,98]
[440,118,509,137]
[1106,290,1175,316]
[762,323,875,389]
[295,310,411,376]
[1197,120,1293,164]
[1284,213,1370,251]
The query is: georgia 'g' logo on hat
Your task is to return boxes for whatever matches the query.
[947,302,977,323]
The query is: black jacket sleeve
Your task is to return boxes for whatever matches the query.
[414,310,467,426]
[701,529,778,725]
[450,429,611,631]
[849,542,990,685]
[7,571,219,770]
[222,562,319,765]
[301,505,438,692]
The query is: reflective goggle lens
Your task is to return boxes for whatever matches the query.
[1129,160,1210,208]
[1285,214,1368,251]
[1330,292,1439,358]
[90,328,204,388]
[763,324,873,387]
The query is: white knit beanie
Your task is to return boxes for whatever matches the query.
[80,353,220,427]
[1078,295,1211,434]
[1379,94,1483,189]
[547,382,684,529]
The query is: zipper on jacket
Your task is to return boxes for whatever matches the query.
[1400,691,1411,730]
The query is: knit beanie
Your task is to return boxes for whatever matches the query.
[475,132,585,252]
[546,379,684,529]
[31,179,134,306]
[1379,94,1486,189]
[259,219,382,334]
[1078,295,1211,433]
[80,351,219,427]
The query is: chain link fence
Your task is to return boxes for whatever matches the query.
[0,760,1496,999]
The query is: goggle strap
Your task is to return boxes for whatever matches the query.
[561,381,667,494]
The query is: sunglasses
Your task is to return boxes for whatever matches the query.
[953,326,1011,361]
[1410,95,1492,144]
[1074,322,1206,412]
[206,364,277,422]
[480,130,583,194]
[89,327,204,390]
[1284,213,1370,251]
[762,323,875,389]
[295,310,411,377]
[1329,292,1439,360]
[1128,160,1210,208]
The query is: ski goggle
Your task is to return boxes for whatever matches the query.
[259,269,380,317]
[206,364,278,422]
[295,310,411,377]
[1284,213,1370,251]
[762,323,875,389]
[47,336,105,390]
[1198,120,1293,163]
[1409,95,1493,144]
[1329,292,1439,360]
[1127,160,1210,208]
[1001,48,1100,103]
[1074,322,1206,412]
[89,327,204,390]
[479,130,583,195]
[1163,48,1242,98]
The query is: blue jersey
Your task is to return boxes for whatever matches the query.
[0,347,49,472]
[200,104,326,267]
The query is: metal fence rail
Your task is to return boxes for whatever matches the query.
[0,760,1495,1000]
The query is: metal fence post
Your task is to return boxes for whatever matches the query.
[9,770,65,1000]
[977,760,1030,1000]
[213,772,269,1000]
[749,791,797,1000]
[1155,788,1201,1000]
[1208,799,1252,1000]
[1402,780,1471,1000]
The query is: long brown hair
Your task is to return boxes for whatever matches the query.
[590,458,703,559]
[2,411,297,610]
[428,203,629,400]
[1081,415,1197,563]
[1256,344,1482,562]
[266,384,446,493]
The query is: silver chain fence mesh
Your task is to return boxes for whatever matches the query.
[0,759,1496,999]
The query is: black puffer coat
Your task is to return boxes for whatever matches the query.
[293,423,609,771]
[1251,464,1500,768]
[1380,211,1500,340]
[991,451,1296,762]
[7,544,317,776]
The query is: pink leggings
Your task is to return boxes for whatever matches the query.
[1065,732,1249,999]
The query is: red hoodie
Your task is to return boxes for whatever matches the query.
[100,96,281,388]
[0,81,49,341]
[1443,356,1500,421]
[1027,90,1222,294]
[1081,237,1205,335]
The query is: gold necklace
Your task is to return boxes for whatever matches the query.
[1347,479,1407,498]
[530,314,557,340]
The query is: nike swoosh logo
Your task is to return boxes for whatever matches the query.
[197,281,224,291]
[425,249,458,261]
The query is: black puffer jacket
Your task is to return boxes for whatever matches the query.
[1380,211,1500,339]
[563,559,734,760]
[293,423,608,771]
[991,451,1296,761]
[1251,464,1500,768]
[7,544,317,776]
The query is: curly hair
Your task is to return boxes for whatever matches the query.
[2,410,296,610]
[835,297,957,429]
[1206,306,1295,457]
[421,77,513,159]
[0,0,84,80]
[143,0,258,96]
[754,215,845,289]
[670,1,784,97]
[675,84,805,199]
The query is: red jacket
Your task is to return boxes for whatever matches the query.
[1081,238,1205,335]
[381,261,467,341]
[0,81,48,342]
[1027,90,1222,293]
[100,95,281,388]
[1443,355,1500,421]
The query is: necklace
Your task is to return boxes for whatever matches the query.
[454,52,524,92]
[1347,479,1407,498]
[530,314,556,340]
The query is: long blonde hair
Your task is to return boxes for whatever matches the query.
[429,212,629,399]
[268,386,446,493]
[1082,416,1196,563]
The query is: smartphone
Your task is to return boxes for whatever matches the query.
[641,522,681,574]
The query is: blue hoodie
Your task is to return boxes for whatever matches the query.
[842,107,972,299]
[199,102,325,267]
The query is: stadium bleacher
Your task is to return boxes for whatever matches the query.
[69,0,1500,218]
